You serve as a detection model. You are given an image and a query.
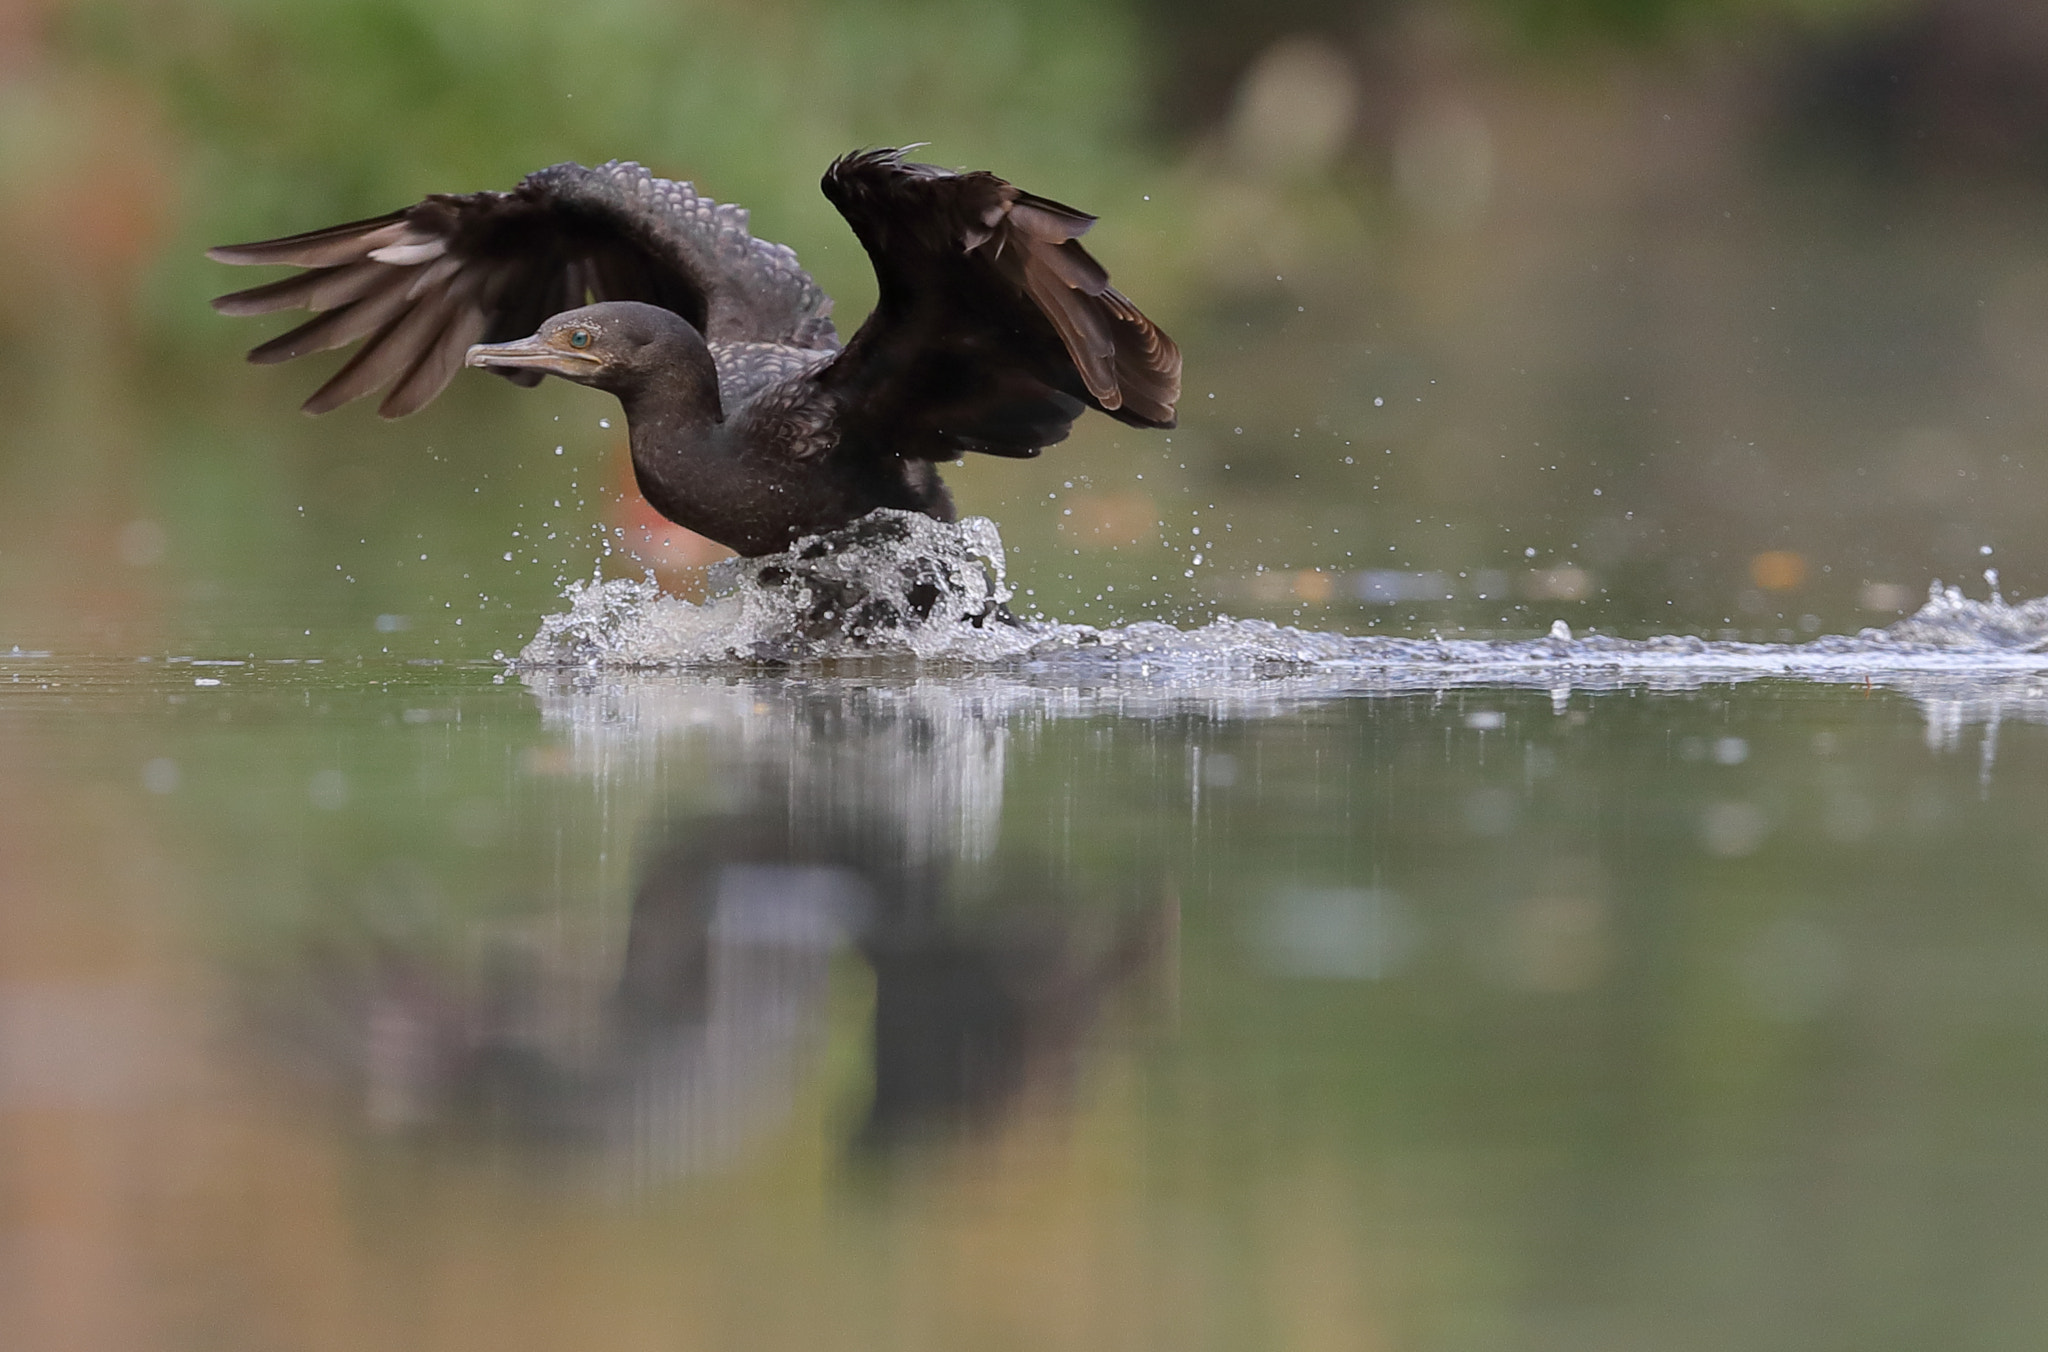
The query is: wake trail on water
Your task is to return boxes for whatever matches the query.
[514,510,2048,682]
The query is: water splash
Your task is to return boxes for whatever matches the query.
[517,511,2048,678]
[1877,574,2048,650]
[522,510,1029,665]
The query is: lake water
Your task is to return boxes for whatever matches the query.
[8,620,2048,1350]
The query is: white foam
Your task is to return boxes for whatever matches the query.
[521,510,1033,666]
[515,513,2048,682]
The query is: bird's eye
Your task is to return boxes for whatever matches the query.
[568,329,592,349]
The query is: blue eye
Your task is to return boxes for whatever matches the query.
[569,329,591,349]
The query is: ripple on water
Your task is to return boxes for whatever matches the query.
[514,512,2048,680]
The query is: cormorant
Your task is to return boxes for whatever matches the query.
[209,150,1181,557]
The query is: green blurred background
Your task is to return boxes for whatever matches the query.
[5,0,2048,656]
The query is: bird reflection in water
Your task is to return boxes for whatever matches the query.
[623,813,1167,1167]
[325,795,1169,1184]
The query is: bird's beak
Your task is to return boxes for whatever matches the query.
[463,336,600,377]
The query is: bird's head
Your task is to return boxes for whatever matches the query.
[464,302,714,406]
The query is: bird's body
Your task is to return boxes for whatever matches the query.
[210,152,1180,556]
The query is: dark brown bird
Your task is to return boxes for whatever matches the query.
[209,150,1181,557]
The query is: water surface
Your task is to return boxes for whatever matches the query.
[5,647,2047,1350]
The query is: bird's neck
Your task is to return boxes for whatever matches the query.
[616,326,724,466]
[619,354,730,533]
[622,383,722,453]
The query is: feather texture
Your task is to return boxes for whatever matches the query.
[813,147,1180,463]
[210,162,837,418]
[210,149,1177,470]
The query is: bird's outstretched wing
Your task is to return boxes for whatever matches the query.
[814,148,1179,462]
[209,161,838,418]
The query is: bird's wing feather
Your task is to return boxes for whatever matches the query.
[708,341,838,413]
[811,148,1180,463]
[209,161,838,418]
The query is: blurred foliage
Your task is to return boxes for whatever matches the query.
[6,0,2048,657]
[1477,0,1889,43]
[67,0,1162,323]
